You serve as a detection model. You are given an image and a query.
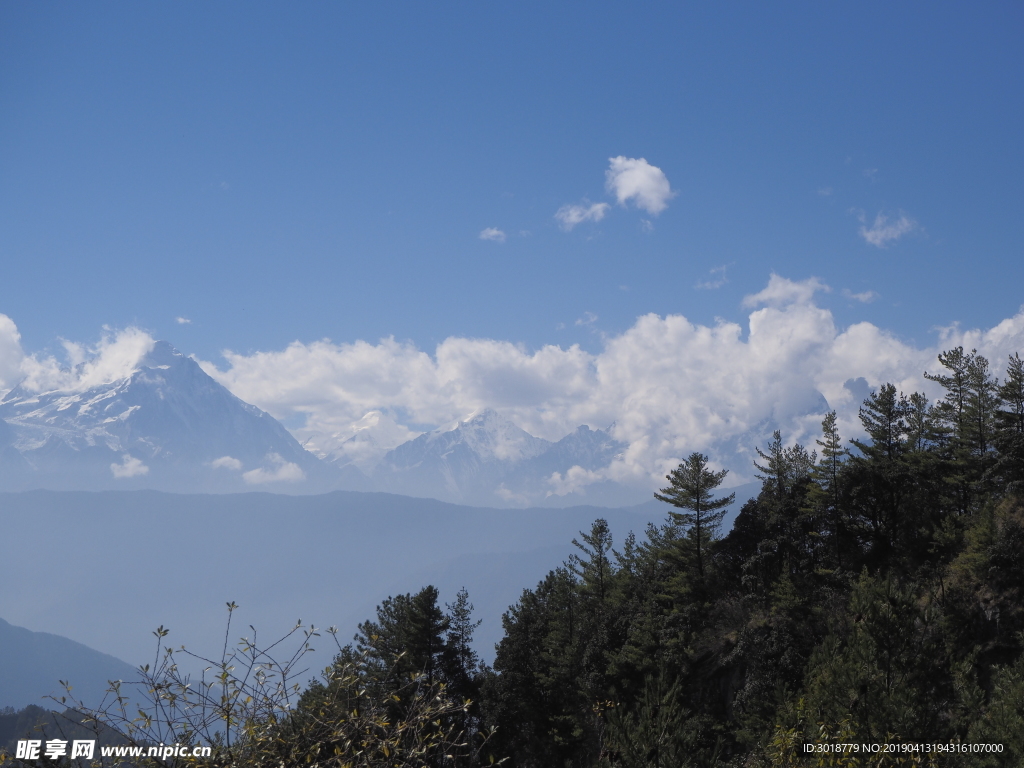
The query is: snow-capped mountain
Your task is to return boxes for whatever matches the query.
[0,341,347,491]
[0,342,644,503]
[302,410,422,473]
[371,409,633,506]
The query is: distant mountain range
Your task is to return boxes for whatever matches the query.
[0,618,138,711]
[0,341,647,506]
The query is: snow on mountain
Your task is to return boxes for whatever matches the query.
[0,339,816,505]
[371,409,636,506]
[0,341,347,491]
[301,410,421,473]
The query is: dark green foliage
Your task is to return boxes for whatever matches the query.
[655,452,735,582]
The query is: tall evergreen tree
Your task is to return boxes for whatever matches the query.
[655,452,734,581]
[355,585,451,688]
[810,411,848,569]
[993,353,1024,492]
[926,347,999,511]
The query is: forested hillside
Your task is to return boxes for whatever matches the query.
[474,348,1024,766]
[10,346,1022,767]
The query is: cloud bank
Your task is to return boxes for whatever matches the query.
[3,276,1022,493]
[196,276,1024,488]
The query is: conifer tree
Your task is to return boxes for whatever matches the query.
[810,411,847,568]
[994,353,1024,491]
[655,452,734,580]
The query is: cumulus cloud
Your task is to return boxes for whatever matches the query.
[0,314,26,391]
[859,212,917,247]
[210,455,243,471]
[111,454,149,478]
[176,317,192,325]
[243,453,305,484]
[605,156,674,215]
[555,201,610,231]
[6,273,1023,498]
[479,228,506,243]
[199,275,1024,495]
[742,274,829,308]
[15,327,155,395]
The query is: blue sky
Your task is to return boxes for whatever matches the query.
[3,1,1022,364]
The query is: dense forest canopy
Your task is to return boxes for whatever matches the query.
[6,346,1024,767]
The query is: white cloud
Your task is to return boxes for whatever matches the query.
[859,212,917,247]
[242,453,305,484]
[555,201,609,231]
[605,156,674,215]
[6,273,1022,498]
[15,327,155,395]
[479,228,506,243]
[176,317,192,325]
[742,274,829,308]
[210,455,243,471]
[575,312,598,327]
[0,314,26,392]
[842,288,879,303]
[547,465,604,497]
[200,274,1024,495]
[111,454,149,478]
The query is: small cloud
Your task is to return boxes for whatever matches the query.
[859,212,917,248]
[479,227,506,243]
[555,201,610,231]
[619,285,630,292]
[817,187,833,197]
[742,273,829,308]
[111,454,149,478]
[210,455,243,471]
[695,264,730,291]
[176,317,191,325]
[220,181,230,190]
[547,465,603,496]
[575,311,598,327]
[841,288,879,303]
[863,168,878,181]
[243,453,305,484]
[518,230,531,238]
[640,219,653,233]
[605,156,675,215]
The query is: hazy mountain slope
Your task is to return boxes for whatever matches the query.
[0,618,139,710]
[0,490,710,673]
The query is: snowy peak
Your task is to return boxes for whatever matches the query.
[0,341,332,491]
[425,409,551,463]
[372,411,633,506]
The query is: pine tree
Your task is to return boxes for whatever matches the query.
[810,411,847,568]
[993,353,1024,491]
[355,585,450,687]
[444,586,482,696]
[655,452,734,581]
[925,347,999,510]
[569,518,614,603]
